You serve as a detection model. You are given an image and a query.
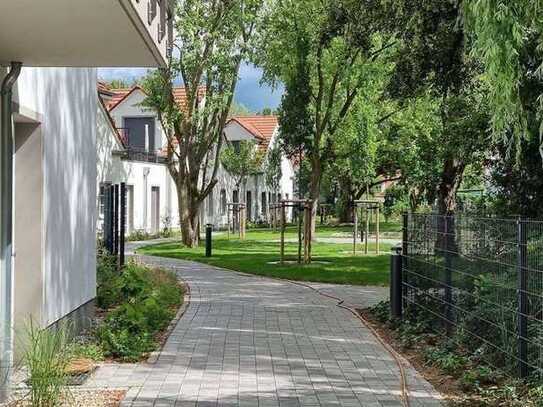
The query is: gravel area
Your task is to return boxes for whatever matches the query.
[3,389,126,406]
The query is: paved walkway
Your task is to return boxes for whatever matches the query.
[88,255,441,406]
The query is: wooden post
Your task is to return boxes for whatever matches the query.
[280,204,286,264]
[353,205,358,256]
[365,205,369,255]
[240,205,247,240]
[227,205,230,239]
[304,201,312,264]
[376,205,380,254]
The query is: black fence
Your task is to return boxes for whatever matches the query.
[400,213,543,379]
[103,182,127,267]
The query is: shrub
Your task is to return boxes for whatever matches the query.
[23,321,72,406]
[95,261,183,361]
[96,326,155,362]
[96,250,122,309]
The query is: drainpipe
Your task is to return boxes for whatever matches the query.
[0,61,22,402]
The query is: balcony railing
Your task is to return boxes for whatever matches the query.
[116,127,167,164]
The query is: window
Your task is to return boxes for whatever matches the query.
[246,191,252,221]
[99,182,111,217]
[261,192,267,216]
[126,185,134,233]
[220,189,227,215]
[231,140,241,153]
[207,190,214,217]
[123,117,155,152]
[233,190,239,203]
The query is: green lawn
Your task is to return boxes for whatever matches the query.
[138,229,391,286]
[241,220,401,240]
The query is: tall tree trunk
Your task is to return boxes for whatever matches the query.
[437,158,465,216]
[338,177,354,223]
[178,180,200,248]
[436,157,465,251]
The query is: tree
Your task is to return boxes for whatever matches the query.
[264,143,282,197]
[258,0,395,233]
[104,78,141,89]
[221,140,263,191]
[331,97,379,222]
[384,0,491,215]
[464,1,543,154]
[260,107,274,116]
[229,101,252,116]
[485,34,543,218]
[377,94,443,211]
[141,0,263,247]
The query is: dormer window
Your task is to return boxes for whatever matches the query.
[231,141,241,153]
[123,117,155,152]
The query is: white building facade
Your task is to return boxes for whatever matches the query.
[96,85,296,234]
[1,0,174,397]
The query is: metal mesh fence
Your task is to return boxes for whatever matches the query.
[402,213,543,378]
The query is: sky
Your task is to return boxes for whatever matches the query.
[98,63,283,113]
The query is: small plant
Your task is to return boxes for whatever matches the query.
[23,320,73,406]
[68,340,105,362]
[126,229,158,242]
[161,215,173,238]
[460,366,500,392]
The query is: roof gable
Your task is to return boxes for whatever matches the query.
[227,116,278,152]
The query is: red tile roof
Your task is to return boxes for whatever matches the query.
[228,115,279,152]
[97,81,115,97]
[172,86,206,111]
[106,87,142,111]
[106,85,206,112]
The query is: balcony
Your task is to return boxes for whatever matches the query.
[116,127,167,164]
[0,0,175,67]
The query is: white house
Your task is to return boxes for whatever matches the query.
[0,0,173,398]
[96,84,296,234]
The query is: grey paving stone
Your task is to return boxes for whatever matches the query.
[87,251,443,406]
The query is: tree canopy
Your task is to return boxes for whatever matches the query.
[142,0,264,246]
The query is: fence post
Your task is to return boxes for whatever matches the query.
[402,212,408,311]
[390,245,403,319]
[517,218,528,378]
[353,205,358,256]
[119,182,126,268]
[444,215,453,334]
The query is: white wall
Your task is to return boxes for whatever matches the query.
[15,67,97,327]
[109,89,165,152]
[97,103,179,234]
[104,98,296,232]
[123,161,178,233]
[13,123,43,334]
[201,121,296,227]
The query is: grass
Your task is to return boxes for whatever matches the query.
[138,229,391,286]
[23,320,72,406]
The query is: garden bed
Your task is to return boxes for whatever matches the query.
[362,302,543,406]
[85,253,185,363]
